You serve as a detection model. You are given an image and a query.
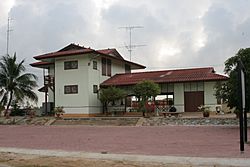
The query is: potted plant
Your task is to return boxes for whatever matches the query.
[198,105,210,117]
[53,106,65,118]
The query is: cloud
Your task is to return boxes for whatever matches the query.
[194,1,250,72]
[1,0,250,105]
[99,0,211,69]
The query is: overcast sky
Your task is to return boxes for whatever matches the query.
[1,0,250,106]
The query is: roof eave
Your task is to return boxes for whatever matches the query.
[101,77,229,87]
[124,60,146,70]
[34,50,95,60]
[96,52,146,69]
[30,62,54,69]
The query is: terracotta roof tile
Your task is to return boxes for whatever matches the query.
[97,48,116,55]
[30,61,54,67]
[32,44,145,69]
[34,48,94,60]
[97,48,125,60]
[101,67,228,86]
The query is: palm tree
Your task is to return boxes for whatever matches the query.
[0,54,38,118]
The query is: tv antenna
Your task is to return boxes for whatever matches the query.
[6,16,13,55]
[119,26,145,61]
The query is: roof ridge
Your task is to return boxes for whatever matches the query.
[34,48,94,60]
[97,48,116,51]
[115,67,215,76]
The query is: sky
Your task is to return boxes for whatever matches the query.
[0,0,250,106]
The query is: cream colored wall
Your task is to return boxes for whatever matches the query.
[88,59,102,114]
[173,81,219,112]
[54,53,126,114]
[48,66,54,102]
[87,57,125,114]
[112,60,125,75]
[55,55,90,114]
[174,83,185,112]
[204,81,218,111]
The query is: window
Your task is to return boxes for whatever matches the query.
[155,94,174,106]
[64,85,78,94]
[184,82,204,92]
[93,85,98,93]
[102,58,106,76]
[197,82,204,91]
[64,61,78,70]
[191,83,197,91]
[125,64,131,73]
[107,59,111,76]
[161,83,174,93]
[102,58,112,76]
[93,61,97,70]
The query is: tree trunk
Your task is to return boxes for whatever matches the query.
[103,102,108,115]
[5,91,13,119]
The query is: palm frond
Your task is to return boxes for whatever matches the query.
[0,54,38,107]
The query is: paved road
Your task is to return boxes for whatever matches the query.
[0,125,249,158]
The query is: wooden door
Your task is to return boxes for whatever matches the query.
[184,91,204,112]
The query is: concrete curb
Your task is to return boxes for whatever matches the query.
[0,147,249,167]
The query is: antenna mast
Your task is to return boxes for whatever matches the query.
[6,16,13,55]
[119,26,145,61]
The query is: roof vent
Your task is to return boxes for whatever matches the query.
[166,71,172,75]
[160,71,172,78]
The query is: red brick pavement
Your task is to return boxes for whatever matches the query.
[0,125,249,158]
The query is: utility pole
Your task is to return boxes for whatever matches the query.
[6,16,13,55]
[237,59,247,152]
[119,26,145,61]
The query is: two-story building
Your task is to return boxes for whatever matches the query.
[31,43,145,116]
[31,43,228,117]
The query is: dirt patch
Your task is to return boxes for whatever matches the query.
[0,152,188,167]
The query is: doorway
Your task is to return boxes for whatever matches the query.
[184,91,204,112]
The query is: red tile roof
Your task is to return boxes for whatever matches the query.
[97,48,124,60]
[96,49,145,69]
[30,61,54,67]
[97,48,116,55]
[57,43,86,52]
[101,67,228,86]
[34,48,94,60]
[32,43,145,69]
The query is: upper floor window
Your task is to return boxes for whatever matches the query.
[64,60,78,70]
[93,61,97,70]
[102,58,111,76]
[102,58,106,76]
[64,85,78,94]
[125,64,131,73]
[107,59,111,76]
